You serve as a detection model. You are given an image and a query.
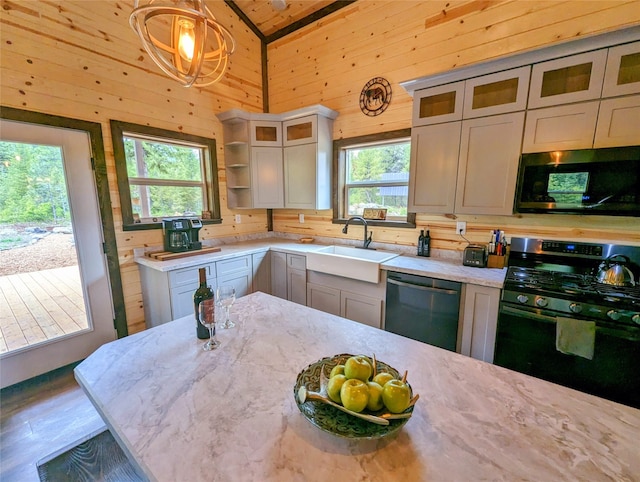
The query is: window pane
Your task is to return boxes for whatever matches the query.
[124,137,203,181]
[346,142,410,183]
[347,186,407,217]
[130,184,203,218]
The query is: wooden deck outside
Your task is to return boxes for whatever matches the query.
[0,266,87,354]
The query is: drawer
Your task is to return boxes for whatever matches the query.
[216,255,251,277]
[169,263,215,288]
[287,254,306,271]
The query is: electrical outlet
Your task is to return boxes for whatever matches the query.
[456,221,466,235]
[235,214,241,223]
[299,213,304,223]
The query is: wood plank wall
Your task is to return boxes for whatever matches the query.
[267,1,640,250]
[0,0,266,334]
[2,1,640,335]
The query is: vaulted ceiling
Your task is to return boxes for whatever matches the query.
[227,0,354,43]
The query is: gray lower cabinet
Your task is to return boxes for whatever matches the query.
[271,251,306,305]
[139,254,253,329]
[139,262,214,329]
[252,251,271,294]
[216,256,252,298]
[307,283,341,316]
[307,271,385,329]
[458,284,501,363]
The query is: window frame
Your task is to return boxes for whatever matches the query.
[110,120,222,231]
[333,128,416,228]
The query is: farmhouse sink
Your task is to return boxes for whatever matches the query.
[306,245,399,283]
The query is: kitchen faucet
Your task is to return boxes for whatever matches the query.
[342,216,372,249]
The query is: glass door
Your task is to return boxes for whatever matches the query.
[0,119,115,387]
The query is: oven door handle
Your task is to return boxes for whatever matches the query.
[387,278,459,295]
[501,305,556,323]
[501,305,640,341]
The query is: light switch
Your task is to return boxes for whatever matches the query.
[299,213,304,223]
[235,214,241,223]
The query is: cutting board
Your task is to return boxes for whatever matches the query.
[146,246,221,261]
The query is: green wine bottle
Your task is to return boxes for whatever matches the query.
[194,268,213,339]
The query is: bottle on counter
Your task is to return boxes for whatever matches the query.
[423,229,431,257]
[194,268,213,339]
[418,230,425,256]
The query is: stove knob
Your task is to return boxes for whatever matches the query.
[535,296,548,308]
[569,303,583,314]
[632,314,640,325]
[607,310,621,321]
[517,294,529,304]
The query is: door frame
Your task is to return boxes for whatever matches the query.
[1,106,127,339]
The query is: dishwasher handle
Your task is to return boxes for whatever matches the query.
[387,277,459,295]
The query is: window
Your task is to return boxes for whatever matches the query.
[111,120,221,230]
[334,129,415,227]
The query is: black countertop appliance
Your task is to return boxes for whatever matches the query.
[162,217,203,253]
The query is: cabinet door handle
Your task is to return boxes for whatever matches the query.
[387,278,459,295]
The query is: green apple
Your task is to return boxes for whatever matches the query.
[382,379,411,413]
[344,356,372,382]
[326,374,347,404]
[329,364,345,378]
[372,372,395,387]
[340,378,369,412]
[366,381,384,411]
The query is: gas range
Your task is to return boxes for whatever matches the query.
[503,238,640,326]
[496,237,640,408]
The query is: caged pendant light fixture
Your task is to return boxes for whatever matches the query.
[130,0,236,87]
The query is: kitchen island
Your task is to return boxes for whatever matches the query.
[75,292,639,481]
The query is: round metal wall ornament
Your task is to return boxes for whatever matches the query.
[359,77,392,116]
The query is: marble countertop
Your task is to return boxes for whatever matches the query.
[134,237,506,288]
[134,238,324,272]
[75,292,639,482]
[381,255,506,288]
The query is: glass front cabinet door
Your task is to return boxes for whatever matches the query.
[250,120,282,147]
[528,50,608,109]
[462,66,531,118]
[283,115,317,146]
[602,41,640,97]
[412,81,465,126]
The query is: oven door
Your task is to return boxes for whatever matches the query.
[494,303,640,408]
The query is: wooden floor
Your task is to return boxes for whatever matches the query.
[0,266,87,354]
[0,363,105,482]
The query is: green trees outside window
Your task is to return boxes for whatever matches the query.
[0,142,69,224]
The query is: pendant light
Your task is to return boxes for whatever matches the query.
[130,0,236,87]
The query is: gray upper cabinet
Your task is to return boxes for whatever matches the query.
[462,66,531,119]
[412,81,465,126]
[283,115,318,146]
[602,41,640,98]
[282,111,335,209]
[455,112,525,215]
[522,101,599,153]
[402,27,640,216]
[408,122,461,213]
[250,120,282,147]
[528,50,607,109]
[217,106,337,210]
[251,146,284,208]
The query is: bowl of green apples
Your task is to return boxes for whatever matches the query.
[293,353,418,439]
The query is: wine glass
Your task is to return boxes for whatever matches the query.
[216,284,236,329]
[198,298,220,350]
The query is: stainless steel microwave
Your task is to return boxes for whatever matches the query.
[514,146,640,216]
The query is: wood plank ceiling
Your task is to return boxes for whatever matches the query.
[228,0,354,42]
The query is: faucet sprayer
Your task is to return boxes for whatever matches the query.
[343,216,373,249]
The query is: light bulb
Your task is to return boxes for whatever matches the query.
[177,18,195,61]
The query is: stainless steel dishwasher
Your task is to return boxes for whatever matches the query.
[384,271,461,351]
